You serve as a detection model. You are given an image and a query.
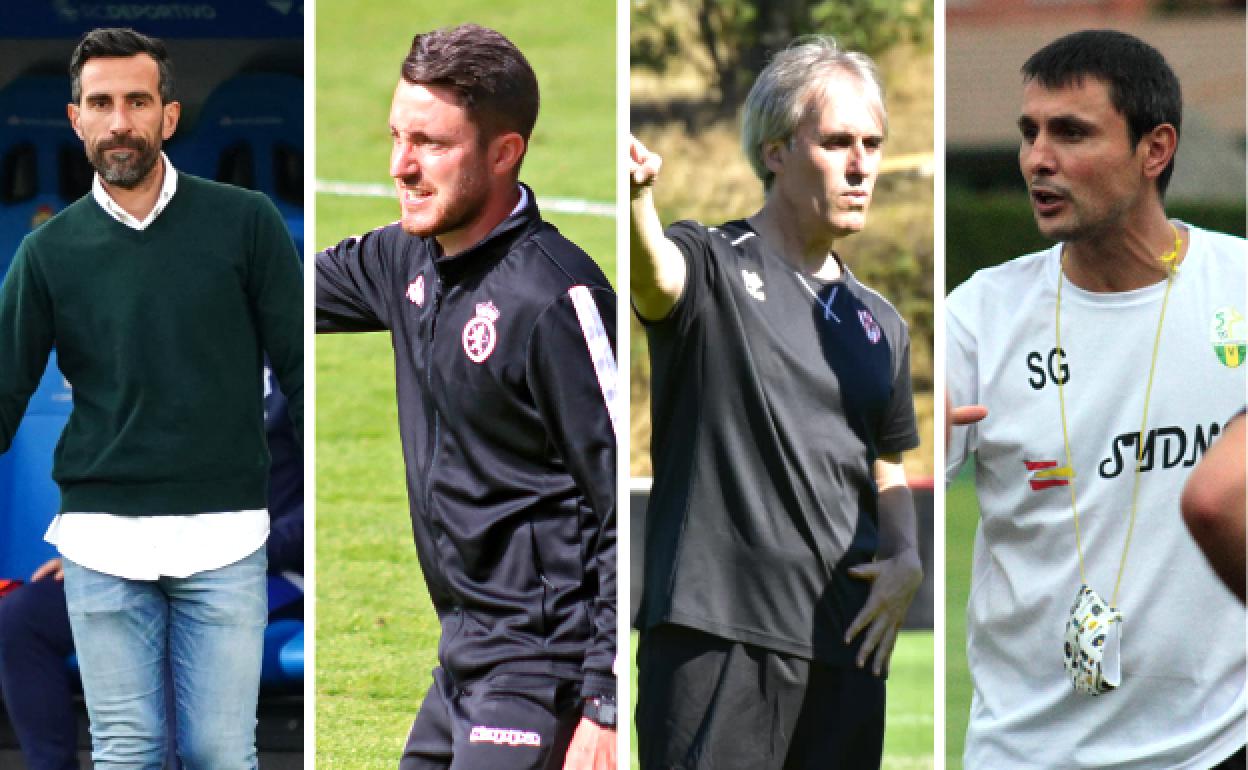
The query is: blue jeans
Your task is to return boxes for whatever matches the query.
[63,547,267,770]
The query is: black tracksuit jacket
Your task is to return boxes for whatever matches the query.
[316,188,617,698]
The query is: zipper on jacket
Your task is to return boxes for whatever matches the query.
[423,280,443,523]
[529,521,555,637]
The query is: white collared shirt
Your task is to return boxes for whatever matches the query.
[45,154,270,580]
[90,152,179,230]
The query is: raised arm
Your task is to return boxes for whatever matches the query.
[629,135,686,321]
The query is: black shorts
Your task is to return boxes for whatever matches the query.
[636,624,886,770]
[399,667,582,770]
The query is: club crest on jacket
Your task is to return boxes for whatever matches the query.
[463,301,500,363]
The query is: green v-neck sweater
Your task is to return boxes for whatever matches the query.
[0,173,303,515]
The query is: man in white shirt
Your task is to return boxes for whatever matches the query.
[947,29,1246,769]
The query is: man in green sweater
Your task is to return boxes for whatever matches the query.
[0,27,302,769]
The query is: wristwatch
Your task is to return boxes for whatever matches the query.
[582,694,617,729]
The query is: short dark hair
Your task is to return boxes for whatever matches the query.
[401,24,540,145]
[70,27,175,105]
[1022,29,1182,196]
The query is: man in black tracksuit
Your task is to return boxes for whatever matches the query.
[316,24,617,770]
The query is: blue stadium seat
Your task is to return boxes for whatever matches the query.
[0,353,71,581]
[0,78,84,581]
[261,619,304,687]
[169,73,303,255]
[0,75,91,275]
[279,627,303,680]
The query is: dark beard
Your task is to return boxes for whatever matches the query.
[399,169,491,239]
[89,136,161,189]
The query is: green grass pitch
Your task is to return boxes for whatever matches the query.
[945,468,978,770]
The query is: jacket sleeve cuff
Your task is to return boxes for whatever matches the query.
[579,670,617,699]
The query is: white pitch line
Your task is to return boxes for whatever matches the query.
[316,179,615,218]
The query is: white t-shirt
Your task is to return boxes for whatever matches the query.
[947,223,1247,769]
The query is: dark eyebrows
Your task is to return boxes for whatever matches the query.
[818,129,884,145]
[1017,113,1096,135]
[1049,115,1095,133]
[83,89,157,105]
[389,127,449,145]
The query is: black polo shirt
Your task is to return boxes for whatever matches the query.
[636,219,919,666]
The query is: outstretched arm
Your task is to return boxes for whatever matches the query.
[629,135,686,321]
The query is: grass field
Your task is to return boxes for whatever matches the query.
[315,0,614,765]
[945,468,979,770]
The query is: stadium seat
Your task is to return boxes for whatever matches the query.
[169,73,303,255]
[0,354,70,582]
[0,78,86,583]
[0,75,91,275]
[261,619,304,687]
[279,627,304,680]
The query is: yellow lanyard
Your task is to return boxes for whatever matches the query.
[1055,224,1181,606]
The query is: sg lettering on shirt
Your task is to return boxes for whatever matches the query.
[1027,347,1069,390]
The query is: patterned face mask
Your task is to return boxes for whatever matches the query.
[1063,584,1123,695]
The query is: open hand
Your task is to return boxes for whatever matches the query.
[845,549,923,676]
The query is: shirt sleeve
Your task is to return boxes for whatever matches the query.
[637,219,717,332]
[878,319,921,455]
[946,283,980,484]
[526,284,618,698]
[315,226,400,334]
[246,193,304,444]
[0,238,55,455]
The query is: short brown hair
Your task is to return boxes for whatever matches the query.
[401,24,540,145]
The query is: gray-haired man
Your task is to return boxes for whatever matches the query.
[630,36,922,770]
